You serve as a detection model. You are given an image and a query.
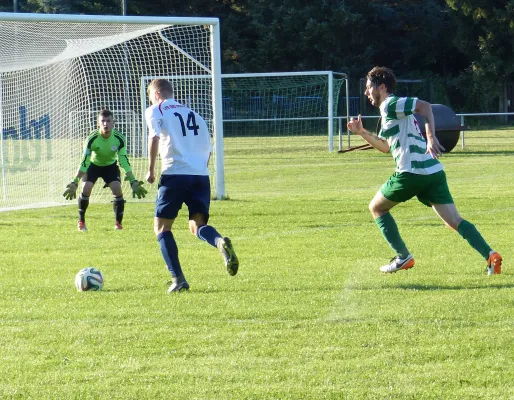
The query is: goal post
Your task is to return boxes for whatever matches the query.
[0,12,225,211]
[219,71,349,152]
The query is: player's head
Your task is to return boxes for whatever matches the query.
[148,79,174,105]
[365,67,396,107]
[97,109,114,134]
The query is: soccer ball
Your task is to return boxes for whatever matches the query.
[75,267,104,292]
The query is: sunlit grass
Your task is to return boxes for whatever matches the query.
[0,129,513,399]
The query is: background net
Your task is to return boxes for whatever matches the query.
[0,20,214,210]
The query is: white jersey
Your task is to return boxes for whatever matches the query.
[145,98,212,176]
[378,95,443,175]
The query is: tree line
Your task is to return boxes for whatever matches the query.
[2,0,513,113]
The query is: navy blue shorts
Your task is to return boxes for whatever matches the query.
[155,174,211,220]
[86,162,121,186]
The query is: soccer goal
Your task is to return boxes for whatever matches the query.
[0,12,224,211]
[220,71,349,153]
[141,71,350,156]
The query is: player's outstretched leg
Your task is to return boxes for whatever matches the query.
[196,225,239,276]
[457,220,502,275]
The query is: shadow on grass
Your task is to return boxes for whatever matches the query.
[390,282,514,291]
[452,150,514,156]
[342,280,514,292]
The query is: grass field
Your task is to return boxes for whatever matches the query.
[1,129,513,399]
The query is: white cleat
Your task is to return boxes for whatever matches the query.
[380,254,415,273]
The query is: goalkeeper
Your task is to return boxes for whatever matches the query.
[63,109,147,232]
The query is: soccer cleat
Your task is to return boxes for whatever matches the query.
[167,276,190,294]
[77,220,88,232]
[114,222,123,230]
[487,252,502,275]
[217,237,239,276]
[380,254,415,273]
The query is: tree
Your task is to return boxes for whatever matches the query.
[446,0,514,111]
[23,0,120,14]
[9,0,506,113]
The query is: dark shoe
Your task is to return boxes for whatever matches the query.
[217,237,239,276]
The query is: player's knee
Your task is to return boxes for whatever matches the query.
[188,221,198,236]
[82,185,93,197]
[154,220,167,236]
[369,200,381,216]
[368,201,375,214]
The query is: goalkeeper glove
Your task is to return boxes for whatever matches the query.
[63,181,78,200]
[130,180,148,199]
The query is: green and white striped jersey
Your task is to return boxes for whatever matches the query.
[378,95,443,175]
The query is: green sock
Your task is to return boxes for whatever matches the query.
[457,220,492,260]
[375,212,410,258]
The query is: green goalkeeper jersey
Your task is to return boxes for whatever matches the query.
[79,129,132,174]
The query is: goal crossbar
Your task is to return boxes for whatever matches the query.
[0,12,219,25]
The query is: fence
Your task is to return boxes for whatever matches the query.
[458,113,514,149]
[338,112,514,151]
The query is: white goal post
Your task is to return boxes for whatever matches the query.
[220,71,350,152]
[0,12,224,211]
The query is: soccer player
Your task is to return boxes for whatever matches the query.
[347,66,502,275]
[145,79,239,293]
[63,109,147,231]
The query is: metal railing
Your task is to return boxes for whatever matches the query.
[337,112,514,151]
[457,112,514,149]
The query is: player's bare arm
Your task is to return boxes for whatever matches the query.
[347,115,390,153]
[73,170,86,182]
[146,135,160,184]
[415,100,445,158]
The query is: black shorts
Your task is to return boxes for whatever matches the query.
[155,174,211,221]
[86,162,121,186]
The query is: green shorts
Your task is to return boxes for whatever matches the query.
[380,170,454,207]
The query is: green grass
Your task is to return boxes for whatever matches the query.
[1,130,513,399]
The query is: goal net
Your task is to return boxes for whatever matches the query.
[220,72,349,153]
[0,13,224,211]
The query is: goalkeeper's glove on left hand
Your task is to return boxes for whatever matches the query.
[63,181,78,200]
[130,180,148,199]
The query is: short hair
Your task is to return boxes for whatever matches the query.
[148,79,174,97]
[98,109,113,119]
[366,67,396,94]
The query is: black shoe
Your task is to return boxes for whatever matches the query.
[217,237,239,276]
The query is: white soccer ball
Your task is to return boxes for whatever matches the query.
[75,267,104,292]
